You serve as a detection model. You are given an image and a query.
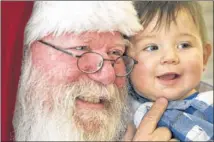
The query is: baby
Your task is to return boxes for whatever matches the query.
[128,1,213,141]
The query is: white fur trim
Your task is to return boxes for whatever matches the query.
[25,1,142,45]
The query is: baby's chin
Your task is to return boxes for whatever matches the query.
[147,92,193,102]
[137,88,197,102]
[143,93,187,102]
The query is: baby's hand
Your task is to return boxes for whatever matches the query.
[132,97,177,141]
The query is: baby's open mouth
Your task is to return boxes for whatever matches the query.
[157,73,180,80]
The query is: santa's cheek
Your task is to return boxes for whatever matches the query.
[115,78,126,88]
[32,58,81,84]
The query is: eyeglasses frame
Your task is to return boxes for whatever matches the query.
[38,40,138,77]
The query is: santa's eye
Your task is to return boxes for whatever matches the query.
[73,46,90,51]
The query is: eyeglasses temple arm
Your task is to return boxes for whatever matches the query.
[38,40,80,58]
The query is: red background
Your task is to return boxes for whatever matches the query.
[1,1,33,141]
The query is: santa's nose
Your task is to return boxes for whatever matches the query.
[86,52,116,85]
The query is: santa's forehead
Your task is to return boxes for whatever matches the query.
[42,32,124,45]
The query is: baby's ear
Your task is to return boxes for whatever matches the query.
[203,43,212,67]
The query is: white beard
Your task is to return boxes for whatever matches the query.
[13,52,130,141]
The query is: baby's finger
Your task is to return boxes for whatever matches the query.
[133,97,168,140]
[152,127,172,141]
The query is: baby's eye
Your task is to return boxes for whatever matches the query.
[178,42,192,49]
[108,50,124,56]
[144,44,159,51]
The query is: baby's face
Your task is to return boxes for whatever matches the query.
[128,10,211,101]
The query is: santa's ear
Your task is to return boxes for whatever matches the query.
[203,43,212,67]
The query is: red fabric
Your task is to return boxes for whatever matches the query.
[1,1,33,141]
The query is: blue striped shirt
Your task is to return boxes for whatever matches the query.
[129,81,213,141]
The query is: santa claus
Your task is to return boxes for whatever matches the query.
[12,1,142,141]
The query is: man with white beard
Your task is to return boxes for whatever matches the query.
[12,1,173,141]
[12,1,142,141]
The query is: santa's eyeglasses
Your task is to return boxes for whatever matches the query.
[38,40,138,77]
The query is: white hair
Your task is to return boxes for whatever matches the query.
[25,1,142,46]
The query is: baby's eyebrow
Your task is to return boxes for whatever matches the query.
[176,33,199,41]
[134,34,156,43]
[140,35,156,38]
[178,33,196,38]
